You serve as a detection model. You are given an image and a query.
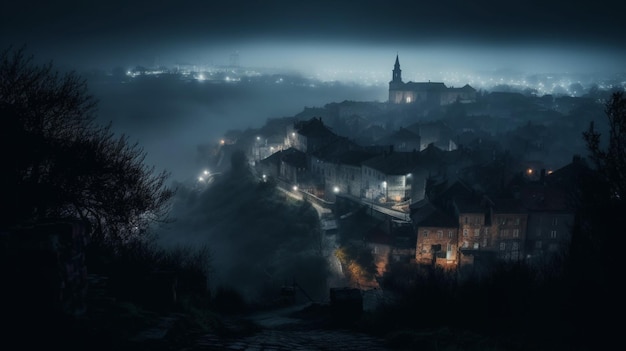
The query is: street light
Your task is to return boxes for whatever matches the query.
[333,186,340,193]
[382,181,387,200]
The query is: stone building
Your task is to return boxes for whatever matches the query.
[388,55,476,106]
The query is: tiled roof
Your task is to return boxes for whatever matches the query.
[361,151,419,175]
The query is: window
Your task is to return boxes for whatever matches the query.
[463,229,469,237]
[423,230,429,238]
[473,242,479,249]
[500,242,506,251]
[437,230,443,238]
[448,230,454,238]
[447,243,452,252]
[535,241,542,249]
[515,218,520,225]
[500,217,507,225]
[549,243,558,251]
[513,229,519,238]
[552,217,558,226]
[464,217,468,224]
[474,229,480,237]
[550,230,557,239]
[463,241,469,248]
[482,238,487,247]
[485,227,489,236]
[512,242,519,250]
[536,228,542,237]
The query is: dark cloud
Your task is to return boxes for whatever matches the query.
[3,0,625,70]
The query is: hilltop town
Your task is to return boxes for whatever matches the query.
[204,55,611,281]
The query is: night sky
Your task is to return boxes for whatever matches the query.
[2,0,625,74]
[3,0,625,183]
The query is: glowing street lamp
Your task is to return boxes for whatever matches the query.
[333,186,340,193]
[293,185,298,191]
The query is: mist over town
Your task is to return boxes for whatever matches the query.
[2,1,625,350]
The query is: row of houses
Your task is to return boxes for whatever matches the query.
[411,163,580,271]
[252,116,584,271]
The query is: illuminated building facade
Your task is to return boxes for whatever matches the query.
[388,55,477,105]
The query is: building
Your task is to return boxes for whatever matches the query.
[388,55,476,106]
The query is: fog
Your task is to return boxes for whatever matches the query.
[86,70,385,183]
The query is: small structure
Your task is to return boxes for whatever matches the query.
[329,287,363,323]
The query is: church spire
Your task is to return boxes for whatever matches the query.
[392,54,402,83]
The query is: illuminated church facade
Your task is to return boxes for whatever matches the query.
[388,55,476,105]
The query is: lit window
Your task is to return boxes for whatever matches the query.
[473,242,479,249]
[474,229,480,237]
[550,230,557,239]
[406,96,412,103]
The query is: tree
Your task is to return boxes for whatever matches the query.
[583,90,626,201]
[0,46,174,245]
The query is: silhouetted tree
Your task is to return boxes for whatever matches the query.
[0,47,174,245]
[583,90,626,200]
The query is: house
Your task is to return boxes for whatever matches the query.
[256,147,307,186]
[361,149,418,203]
[491,198,528,262]
[376,127,421,153]
[412,200,459,267]
[287,117,338,153]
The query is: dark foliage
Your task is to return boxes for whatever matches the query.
[0,46,174,245]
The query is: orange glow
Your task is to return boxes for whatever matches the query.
[527,168,533,175]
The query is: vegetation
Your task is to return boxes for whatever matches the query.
[351,90,626,351]
[0,47,218,350]
[0,46,174,246]
[155,149,328,307]
[334,244,377,287]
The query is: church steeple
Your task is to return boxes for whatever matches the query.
[392,54,402,83]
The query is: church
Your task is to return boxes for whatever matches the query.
[388,55,476,105]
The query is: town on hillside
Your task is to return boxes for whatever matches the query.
[203,55,607,279]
